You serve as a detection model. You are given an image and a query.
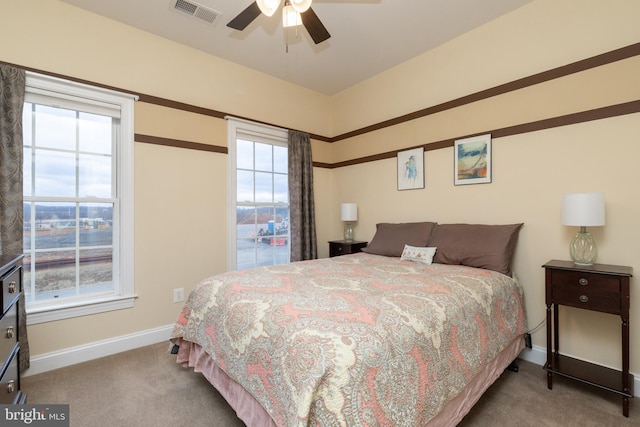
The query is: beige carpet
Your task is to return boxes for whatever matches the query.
[22,342,637,426]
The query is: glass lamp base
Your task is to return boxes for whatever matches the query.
[344,222,354,242]
[569,228,598,266]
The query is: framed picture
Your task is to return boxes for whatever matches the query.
[397,147,425,190]
[454,134,492,185]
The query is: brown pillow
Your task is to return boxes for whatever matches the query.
[362,222,437,257]
[428,223,523,276]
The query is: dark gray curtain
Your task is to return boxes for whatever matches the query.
[0,64,29,371]
[288,130,317,261]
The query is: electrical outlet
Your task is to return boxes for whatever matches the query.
[173,288,184,303]
[524,333,532,349]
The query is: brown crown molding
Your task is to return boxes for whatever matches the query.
[134,41,640,143]
[3,41,639,144]
[327,42,640,142]
[133,94,335,141]
[4,41,640,169]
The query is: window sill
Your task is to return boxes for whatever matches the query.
[26,295,138,325]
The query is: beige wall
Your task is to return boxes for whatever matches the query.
[331,0,640,376]
[0,0,334,357]
[1,0,639,380]
[331,0,640,135]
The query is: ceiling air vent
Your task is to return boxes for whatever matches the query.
[170,0,221,25]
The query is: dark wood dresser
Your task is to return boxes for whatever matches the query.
[0,254,27,404]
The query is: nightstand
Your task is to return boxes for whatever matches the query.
[543,259,633,417]
[328,240,367,257]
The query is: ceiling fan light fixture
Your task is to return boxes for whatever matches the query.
[282,5,302,28]
[256,0,282,17]
[290,0,312,13]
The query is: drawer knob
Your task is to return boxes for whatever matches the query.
[6,327,14,339]
[8,282,16,293]
[579,278,588,286]
[579,295,589,303]
[6,380,15,394]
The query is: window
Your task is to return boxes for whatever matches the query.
[227,118,289,270]
[23,73,136,324]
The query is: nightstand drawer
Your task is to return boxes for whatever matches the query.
[328,241,368,257]
[331,245,350,257]
[0,267,20,314]
[550,269,621,314]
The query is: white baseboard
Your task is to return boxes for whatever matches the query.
[517,343,547,366]
[24,324,174,377]
[518,344,640,398]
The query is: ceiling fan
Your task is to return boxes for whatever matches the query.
[227,0,331,44]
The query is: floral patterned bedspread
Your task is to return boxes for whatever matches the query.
[171,253,527,426]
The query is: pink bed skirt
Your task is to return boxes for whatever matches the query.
[175,338,277,427]
[174,335,525,427]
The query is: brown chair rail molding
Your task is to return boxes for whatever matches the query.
[136,99,640,169]
[135,134,228,154]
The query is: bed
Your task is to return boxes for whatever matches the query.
[171,222,527,426]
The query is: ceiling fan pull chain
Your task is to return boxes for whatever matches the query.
[285,30,289,53]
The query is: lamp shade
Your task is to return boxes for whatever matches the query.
[290,0,312,13]
[282,5,302,27]
[562,192,605,226]
[257,0,281,17]
[340,203,357,222]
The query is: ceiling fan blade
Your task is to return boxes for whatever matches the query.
[227,2,262,31]
[300,7,331,44]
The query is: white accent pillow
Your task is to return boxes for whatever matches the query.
[400,245,437,265]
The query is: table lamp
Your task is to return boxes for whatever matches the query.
[562,192,605,265]
[340,203,357,242]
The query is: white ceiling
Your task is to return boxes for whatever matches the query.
[61,0,532,95]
